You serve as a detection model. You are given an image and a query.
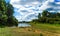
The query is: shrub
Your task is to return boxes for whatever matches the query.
[40,33,43,36]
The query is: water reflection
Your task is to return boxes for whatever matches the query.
[18,23,31,27]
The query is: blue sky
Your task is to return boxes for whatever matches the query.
[5,0,60,21]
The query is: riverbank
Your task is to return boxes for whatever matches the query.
[0,27,41,36]
[30,23,60,36]
[0,23,60,36]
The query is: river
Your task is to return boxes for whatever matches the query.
[18,23,31,27]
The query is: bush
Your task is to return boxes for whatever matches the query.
[40,33,43,36]
[6,16,18,26]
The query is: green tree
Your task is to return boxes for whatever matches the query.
[42,10,49,17]
[0,0,7,26]
[0,0,18,26]
[38,13,41,19]
[6,3,14,16]
[6,2,18,26]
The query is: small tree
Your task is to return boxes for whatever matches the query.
[38,13,41,19]
[42,10,48,17]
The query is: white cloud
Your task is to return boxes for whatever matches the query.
[49,0,54,2]
[55,2,60,4]
[10,0,20,4]
[49,10,56,12]
[53,6,60,9]
[39,0,49,10]
[10,0,60,21]
[10,0,49,21]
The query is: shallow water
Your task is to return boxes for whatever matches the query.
[18,23,31,27]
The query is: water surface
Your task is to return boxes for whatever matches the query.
[18,23,31,27]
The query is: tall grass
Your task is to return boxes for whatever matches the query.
[0,23,60,36]
[30,23,60,33]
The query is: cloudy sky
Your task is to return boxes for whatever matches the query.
[5,0,60,21]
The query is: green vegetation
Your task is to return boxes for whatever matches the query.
[0,27,41,36]
[31,10,60,24]
[0,0,60,36]
[30,23,60,36]
[0,23,60,36]
[29,11,60,36]
[30,23,60,32]
[0,0,18,27]
[40,33,43,36]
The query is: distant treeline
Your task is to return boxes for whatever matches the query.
[19,21,30,23]
[31,10,60,24]
[0,0,18,27]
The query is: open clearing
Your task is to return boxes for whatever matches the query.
[0,23,60,36]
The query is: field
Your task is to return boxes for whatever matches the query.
[0,23,60,36]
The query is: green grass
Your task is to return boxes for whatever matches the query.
[0,27,12,36]
[31,23,60,33]
[0,23,60,36]
[0,27,40,36]
[30,23,60,36]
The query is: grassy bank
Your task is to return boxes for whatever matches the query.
[31,23,60,32]
[0,27,41,36]
[0,23,60,36]
[30,23,60,36]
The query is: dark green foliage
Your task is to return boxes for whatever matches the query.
[6,3,14,16]
[40,33,43,36]
[0,0,18,27]
[42,10,49,17]
[38,13,41,19]
[7,16,18,26]
[32,10,60,24]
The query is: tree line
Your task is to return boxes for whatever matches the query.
[0,0,18,27]
[32,10,60,24]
